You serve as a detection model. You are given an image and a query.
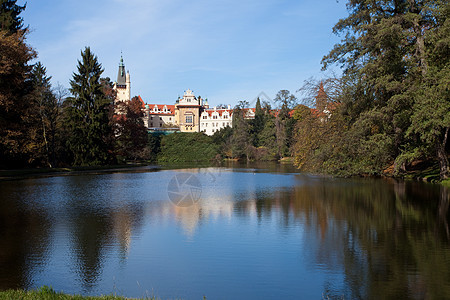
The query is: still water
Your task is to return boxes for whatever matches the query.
[0,165,449,299]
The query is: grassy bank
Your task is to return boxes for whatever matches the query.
[0,286,158,300]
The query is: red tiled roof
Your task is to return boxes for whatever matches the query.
[203,109,233,117]
[145,101,176,116]
[137,95,145,107]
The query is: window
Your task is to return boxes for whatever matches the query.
[159,117,162,120]
[150,122,153,127]
[203,115,207,119]
[160,123,162,127]
[224,115,228,119]
[151,116,153,120]
[169,117,172,121]
[212,123,214,127]
[186,115,193,123]
[205,123,208,127]
[216,123,218,127]
[222,122,225,126]
[213,115,217,119]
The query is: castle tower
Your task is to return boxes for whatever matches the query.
[175,89,202,132]
[113,55,131,103]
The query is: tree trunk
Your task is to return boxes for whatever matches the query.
[437,127,449,180]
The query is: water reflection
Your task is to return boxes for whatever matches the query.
[0,181,51,290]
[0,169,449,299]
[288,177,450,299]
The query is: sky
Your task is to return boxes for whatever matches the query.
[22,0,349,107]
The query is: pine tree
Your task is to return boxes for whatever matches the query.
[31,62,61,167]
[320,0,449,178]
[0,2,37,167]
[251,97,264,146]
[0,0,25,34]
[231,106,252,160]
[274,90,296,158]
[66,47,113,166]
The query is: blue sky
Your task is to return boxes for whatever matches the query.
[22,0,348,107]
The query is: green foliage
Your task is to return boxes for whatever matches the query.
[258,117,277,158]
[231,107,252,160]
[290,0,450,179]
[147,133,162,162]
[212,125,233,158]
[65,47,114,166]
[0,0,25,34]
[30,62,60,167]
[157,132,219,163]
[0,285,159,299]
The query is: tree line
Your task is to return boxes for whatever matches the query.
[0,0,151,168]
[291,0,449,180]
[1,0,448,180]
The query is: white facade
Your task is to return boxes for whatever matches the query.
[200,108,232,136]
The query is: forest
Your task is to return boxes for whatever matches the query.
[0,0,448,180]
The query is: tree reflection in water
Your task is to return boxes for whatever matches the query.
[0,170,449,299]
[284,177,450,299]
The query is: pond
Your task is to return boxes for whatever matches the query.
[0,164,449,299]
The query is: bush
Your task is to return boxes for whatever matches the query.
[157,132,220,163]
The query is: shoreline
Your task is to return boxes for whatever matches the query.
[0,161,448,187]
[0,286,158,299]
[0,164,161,181]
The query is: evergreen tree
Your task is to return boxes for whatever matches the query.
[66,47,113,166]
[0,0,25,33]
[274,90,296,158]
[31,62,57,167]
[231,105,252,160]
[0,2,37,167]
[318,0,449,178]
[258,116,277,157]
[407,6,450,178]
[251,97,265,146]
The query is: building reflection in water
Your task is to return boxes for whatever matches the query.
[0,169,448,299]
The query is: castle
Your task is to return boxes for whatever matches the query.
[112,56,254,135]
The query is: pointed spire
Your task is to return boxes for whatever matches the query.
[117,53,126,85]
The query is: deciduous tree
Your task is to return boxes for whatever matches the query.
[114,96,148,161]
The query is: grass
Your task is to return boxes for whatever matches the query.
[0,286,158,300]
[399,160,442,183]
[442,179,450,187]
